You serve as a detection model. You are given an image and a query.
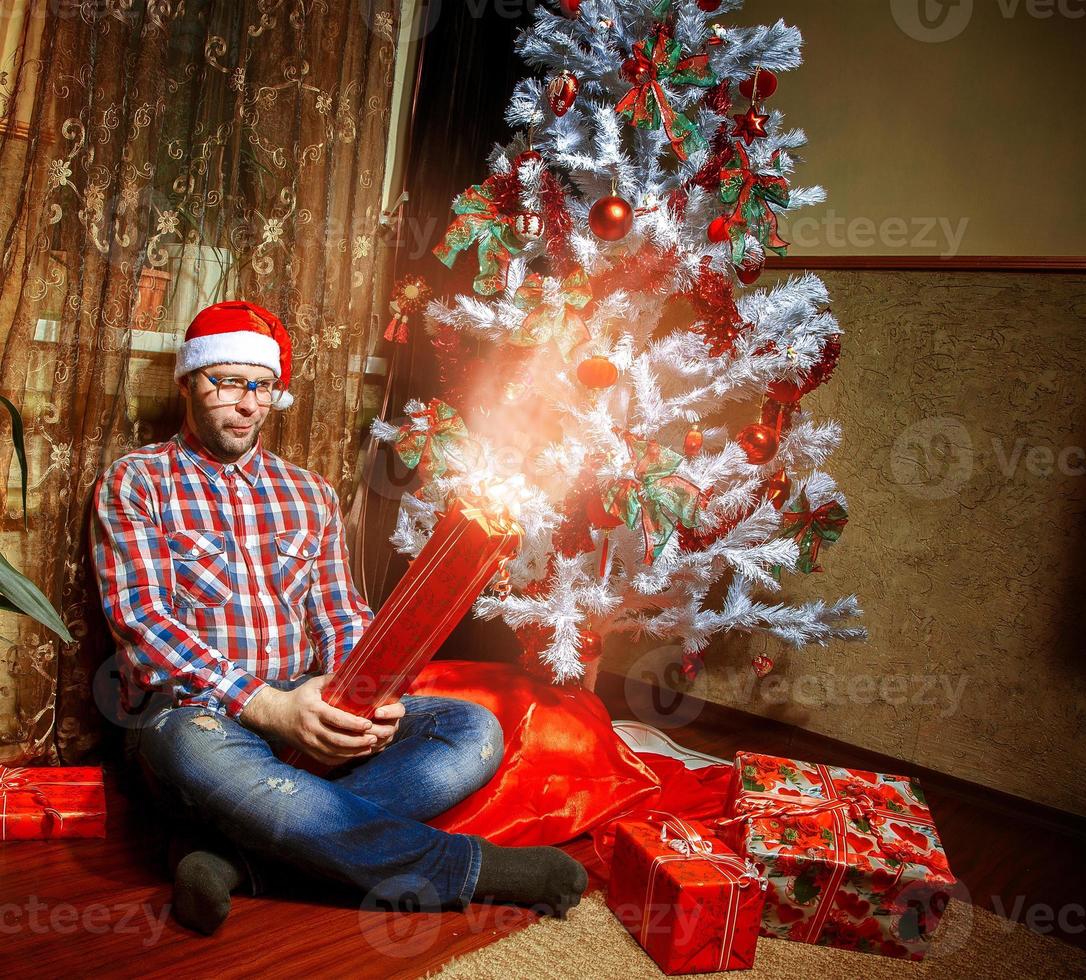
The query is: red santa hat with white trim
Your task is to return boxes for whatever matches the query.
[174,300,294,409]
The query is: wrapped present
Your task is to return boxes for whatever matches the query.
[0,765,107,840]
[715,752,956,961]
[607,812,767,974]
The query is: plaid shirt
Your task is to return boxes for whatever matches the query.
[90,422,373,720]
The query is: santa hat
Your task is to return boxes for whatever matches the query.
[174,301,294,409]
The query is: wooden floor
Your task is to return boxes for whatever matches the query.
[2,673,1083,978]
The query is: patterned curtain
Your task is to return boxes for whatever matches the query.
[0,0,402,764]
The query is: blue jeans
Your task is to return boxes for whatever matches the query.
[127,678,504,910]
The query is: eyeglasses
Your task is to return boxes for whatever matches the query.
[199,370,284,406]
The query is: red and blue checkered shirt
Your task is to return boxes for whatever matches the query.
[91,422,374,720]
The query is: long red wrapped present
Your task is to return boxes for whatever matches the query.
[607,812,767,974]
[716,752,957,961]
[0,765,106,841]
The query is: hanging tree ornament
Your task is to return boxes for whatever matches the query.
[589,193,634,241]
[513,211,545,242]
[384,275,432,344]
[767,335,842,403]
[510,265,593,360]
[751,654,775,678]
[683,424,704,457]
[736,422,779,465]
[697,0,723,10]
[514,149,543,169]
[731,104,770,145]
[547,70,579,117]
[738,68,778,103]
[576,355,619,389]
[711,142,790,265]
[391,399,474,485]
[762,469,792,510]
[559,0,582,17]
[776,488,849,574]
[736,252,765,285]
[615,23,717,161]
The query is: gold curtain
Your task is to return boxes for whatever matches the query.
[0,0,402,764]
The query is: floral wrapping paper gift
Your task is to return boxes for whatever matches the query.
[715,752,956,961]
[606,812,767,974]
[0,765,107,840]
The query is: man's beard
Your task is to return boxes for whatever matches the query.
[193,412,262,461]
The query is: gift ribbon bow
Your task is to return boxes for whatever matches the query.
[393,400,470,484]
[601,432,702,563]
[714,764,934,944]
[777,490,848,573]
[717,143,790,265]
[640,811,764,972]
[615,28,716,161]
[510,266,592,360]
[0,766,65,840]
[433,176,522,296]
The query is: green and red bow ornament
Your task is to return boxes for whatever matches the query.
[615,26,717,162]
[510,265,593,360]
[776,489,848,574]
[433,175,522,296]
[393,399,472,484]
[716,142,790,265]
[600,431,703,563]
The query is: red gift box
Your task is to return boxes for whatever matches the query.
[0,765,107,840]
[716,752,957,961]
[606,812,767,974]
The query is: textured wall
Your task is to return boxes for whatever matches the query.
[604,271,1086,816]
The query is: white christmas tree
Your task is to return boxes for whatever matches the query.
[374,0,866,684]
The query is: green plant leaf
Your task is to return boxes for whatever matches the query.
[0,550,72,642]
[0,394,29,530]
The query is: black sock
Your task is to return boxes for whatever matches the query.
[471,838,588,918]
[172,850,246,936]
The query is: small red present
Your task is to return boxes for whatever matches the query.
[0,765,107,840]
[716,752,956,961]
[606,812,767,974]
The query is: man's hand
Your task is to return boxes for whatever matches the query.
[240,675,404,768]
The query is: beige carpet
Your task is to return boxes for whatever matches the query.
[431,893,1086,980]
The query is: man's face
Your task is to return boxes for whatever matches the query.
[179,363,276,462]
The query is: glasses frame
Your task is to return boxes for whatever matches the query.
[198,369,284,406]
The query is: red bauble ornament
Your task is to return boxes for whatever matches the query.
[707,214,730,244]
[513,211,545,242]
[683,425,704,457]
[547,70,579,117]
[586,492,623,530]
[767,377,804,403]
[762,469,791,510]
[559,0,582,18]
[696,0,723,10]
[578,627,602,661]
[738,69,778,103]
[514,149,543,169]
[576,355,619,389]
[732,105,770,144]
[752,654,774,678]
[589,195,634,241]
[737,423,779,464]
[736,254,765,285]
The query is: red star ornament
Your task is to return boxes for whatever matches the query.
[731,105,769,145]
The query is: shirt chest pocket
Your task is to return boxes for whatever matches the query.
[275,530,320,606]
[167,530,232,607]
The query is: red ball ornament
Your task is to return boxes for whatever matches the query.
[707,214,731,244]
[684,425,704,457]
[767,377,804,403]
[586,493,623,530]
[751,654,774,678]
[578,627,602,662]
[514,149,543,169]
[576,355,619,389]
[547,70,579,117]
[589,195,634,241]
[762,469,791,510]
[696,0,723,9]
[513,211,545,242]
[738,69,778,103]
[559,0,582,18]
[736,255,764,285]
[737,423,779,465]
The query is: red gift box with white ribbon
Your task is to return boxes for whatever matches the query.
[0,765,107,841]
[606,811,767,974]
